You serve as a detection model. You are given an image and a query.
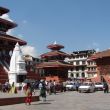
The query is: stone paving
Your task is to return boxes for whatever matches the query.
[0,91,110,110]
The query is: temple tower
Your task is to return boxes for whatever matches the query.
[37,42,73,82]
[9,42,27,85]
[0,6,26,83]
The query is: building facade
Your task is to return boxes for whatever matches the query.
[90,49,110,84]
[65,50,97,80]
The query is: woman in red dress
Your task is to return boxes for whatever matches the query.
[24,83,32,105]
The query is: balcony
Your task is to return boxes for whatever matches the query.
[73,64,87,66]
[86,70,97,74]
[72,70,85,73]
[87,65,97,67]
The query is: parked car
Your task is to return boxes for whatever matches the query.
[94,82,104,91]
[78,82,95,93]
[66,83,76,91]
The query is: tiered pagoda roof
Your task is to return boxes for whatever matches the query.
[0,33,27,45]
[90,49,110,60]
[41,50,70,58]
[37,61,73,69]
[0,6,27,84]
[47,42,64,50]
[0,18,17,31]
[41,42,70,58]
[37,42,73,69]
[0,6,26,45]
[0,7,17,32]
[0,7,9,16]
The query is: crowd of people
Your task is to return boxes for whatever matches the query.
[0,79,109,105]
[0,80,17,93]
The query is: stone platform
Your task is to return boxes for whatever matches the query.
[0,91,39,106]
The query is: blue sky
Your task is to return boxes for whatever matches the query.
[1,0,110,55]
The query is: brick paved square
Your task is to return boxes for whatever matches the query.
[0,91,110,110]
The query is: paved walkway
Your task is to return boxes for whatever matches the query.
[0,91,110,110]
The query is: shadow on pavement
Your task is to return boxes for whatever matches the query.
[32,102,51,105]
[46,99,54,102]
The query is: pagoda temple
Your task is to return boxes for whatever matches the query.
[0,6,27,84]
[90,49,110,84]
[0,6,39,84]
[37,42,73,82]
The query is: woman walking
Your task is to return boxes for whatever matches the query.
[40,82,47,102]
[24,83,32,105]
[9,82,17,94]
[103,82,109,93]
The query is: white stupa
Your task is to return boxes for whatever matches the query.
[8,42,27,85]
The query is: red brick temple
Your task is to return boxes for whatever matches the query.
[37,42,73,82]
[0,7,39,84]
[90,49,110,84]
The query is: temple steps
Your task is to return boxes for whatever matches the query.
[0,63,8,83]
[0,92,39,106]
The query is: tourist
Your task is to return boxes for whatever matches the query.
[4,80,11,92]
[24,83,32,105]
[62,81,67,92]
[40,81,47,102]
[76,81,80,91]
[9,82,17,94]
[39,80,43,90]
[103,82,109,93]
[48,80,54,95]
[53,80,56,94]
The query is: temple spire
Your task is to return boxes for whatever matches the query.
[8,42,27,84]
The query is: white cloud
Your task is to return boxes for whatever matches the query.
[21,45,38,58]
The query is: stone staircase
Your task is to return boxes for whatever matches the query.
[0,63,8,84]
